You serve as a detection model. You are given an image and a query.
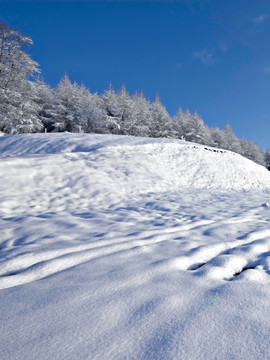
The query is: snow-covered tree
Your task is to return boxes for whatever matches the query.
[117,85,134,134]
[54,74,87,132]
[150,95,173,138]
[80,92,110,134]
[131,92,151,137]
[0,22,39,90]
[55,75,115,134]
[222,124,242,154]
[101,85,121,134]
[0,22,43,133]
[102,84,119,118]
[101,85,138,135]
[241,138,265,165]
[34,79,56,132]
[174,109,211,145]
[172,108,186,139]
[210,127,226,149]
[182,111,211,145]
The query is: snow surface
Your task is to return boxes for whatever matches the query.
[1,133,270,359]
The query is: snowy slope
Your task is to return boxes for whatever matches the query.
[1,133,270,360]
[0,133,269,198]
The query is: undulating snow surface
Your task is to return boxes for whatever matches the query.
[1,133,270,359]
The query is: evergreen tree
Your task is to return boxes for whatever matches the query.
[131,92,151,137]
[102,84,120,118]
[210,127,226,149]
[34,79,56,132]
[241,138,265,165]
[172,108,186,139]
[80,92,108,134]
[183,111,211,145]
[223,124,242,154]
[150,95,173,138]
[54,74,87,132]
[117,85,134,135]
[101,85,121,134]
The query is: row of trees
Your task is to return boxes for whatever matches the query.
[0,22,269,168]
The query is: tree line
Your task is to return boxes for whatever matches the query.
[0,21,269,168]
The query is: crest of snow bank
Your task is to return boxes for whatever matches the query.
[0,133,269,194]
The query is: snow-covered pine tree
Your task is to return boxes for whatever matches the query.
[74,84,98,133]
[54,74,92,132]
[182,111,211,145]
[150,95,173,138]
[172,108,185,139]
[222,124,242,154]
[210,127,226,149]
[34,79,56,132]
[101,85,121,134]
[78,91,109,134]
[241,138,265,165]
[241,138,251,158]
[102,84,119,118]
[54,74,75,131]
[131,92,151,137]
[117,85,134,135]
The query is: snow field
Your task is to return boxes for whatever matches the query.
[1,133,270,359]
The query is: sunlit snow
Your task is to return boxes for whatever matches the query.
[1,133,270,359]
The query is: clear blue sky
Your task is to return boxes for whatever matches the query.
[1,0,270,149]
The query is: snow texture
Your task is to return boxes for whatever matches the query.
[1,133,270,360]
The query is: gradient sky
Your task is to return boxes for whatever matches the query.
[1,0,270,149]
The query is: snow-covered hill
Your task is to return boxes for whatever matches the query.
[0,133,269,200]
[1,133,270,360]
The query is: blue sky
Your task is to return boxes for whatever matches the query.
[1,0,270,149]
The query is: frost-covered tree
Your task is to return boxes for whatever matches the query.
[183,111,211,145]
[241,138,265,165]
[74,85,101,133]
[222,124,242,154]
[102,84,119,118]
[54,74,75,131]
[0,22,39,90]
[172,108,186,139]
[0,22,43,133]
[174,109,211,145]
[210,127,226,149]
[55,75,113,134]
[131,92,151,137]
[101,85,121,134]
[34,79,56,132]
[117,85,134,135]
[241,138,251,158]
[79,91,112,134]
[54,74,88,132]
[150,95,173,138]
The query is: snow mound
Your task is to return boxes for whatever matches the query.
[0,132,269,194]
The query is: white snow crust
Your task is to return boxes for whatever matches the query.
[1,133,270,359]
